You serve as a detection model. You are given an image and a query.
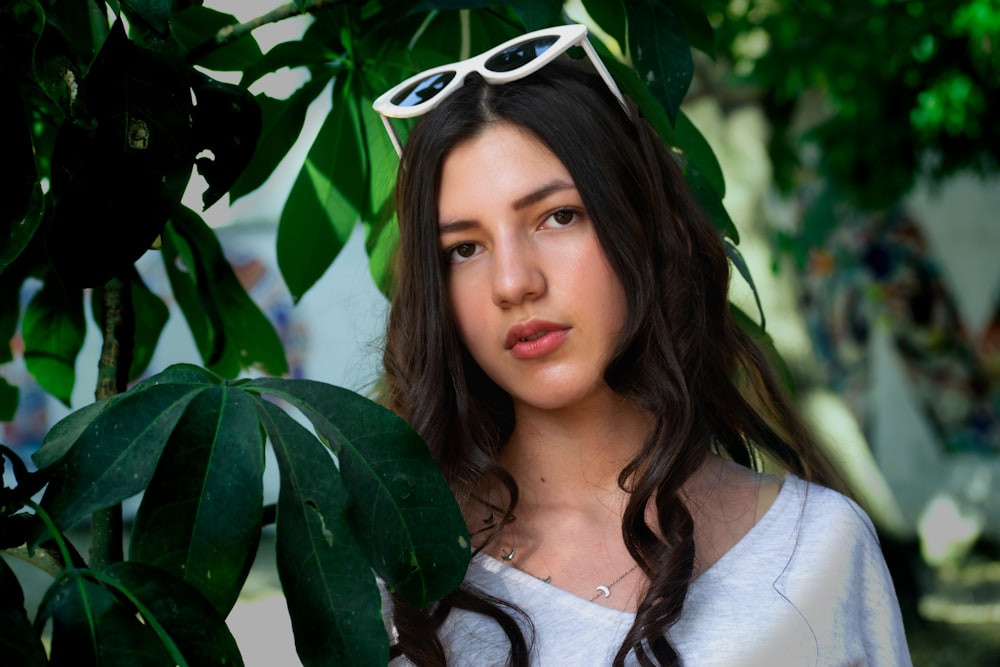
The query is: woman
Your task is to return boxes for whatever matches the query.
[374,25,911,667]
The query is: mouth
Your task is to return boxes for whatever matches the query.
[504,320,567,350]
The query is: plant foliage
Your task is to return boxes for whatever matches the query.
[0,0,767,664]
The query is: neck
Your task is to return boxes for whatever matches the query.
[499,392,652,510]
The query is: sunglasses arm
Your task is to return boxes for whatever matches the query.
[380,114,404,157]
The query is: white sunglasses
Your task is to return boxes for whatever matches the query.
[372,24,629,156]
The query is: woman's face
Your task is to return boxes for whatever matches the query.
[437,122,627,414]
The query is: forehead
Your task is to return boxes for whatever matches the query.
[437,122,574,218]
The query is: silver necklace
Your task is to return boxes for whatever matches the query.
[500,547,639,601]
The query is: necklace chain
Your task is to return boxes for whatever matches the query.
[500,547,639,602]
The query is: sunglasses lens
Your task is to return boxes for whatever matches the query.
[391,71,457,107]
[484,35,559,73]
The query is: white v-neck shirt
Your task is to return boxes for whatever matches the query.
[389,475,912,666]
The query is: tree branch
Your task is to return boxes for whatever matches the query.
[185,0,358,64]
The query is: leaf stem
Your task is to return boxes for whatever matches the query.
[185,0,358,64]
[91,276,135,569]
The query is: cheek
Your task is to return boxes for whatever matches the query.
[448,280,486,352]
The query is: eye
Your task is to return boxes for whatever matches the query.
[445,242,481,264]
[543,208,578,228]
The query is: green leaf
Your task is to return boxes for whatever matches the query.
[0,557,47,666]
[0,26,41,271]
[163,207,288,377]
[231,72,335,203]
[507,0,563,30]
[278,74,365,302]
[37,570,174,667]
[171,6,263,71]
[600,54,726,199]
[624,0,694,124]
[725,238,764,330]
[102,561,244,666]
[45,20,192,288]
[128,269,169,381]
[259,400,387,667]
[23,279,85,406]
[246,378,469,607]
[582,0,627,50]
[0,376,18,422]
[189,70,262,209]
[730,304,794,394]
[673,0,716,56]
[36,381,209,531]
[685,164,737,241]
[131,385,264,616]
[240,39,340,88]
[32,398,109,470]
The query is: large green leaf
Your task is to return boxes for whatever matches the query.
[45,20,193,288]
[277,73,366,302]
[163,207,288,377]
[624,0,694,124]
[103,562,244,667]
[582,0,627,50]
[130,385,264,616]
[189,70,262,209]
[259,400,387,667]
[22,279,85,406]
[38,570,174,667]
[0,10,41,271]
[246,378,469,607]
[0,376,18,422]
[35,381,209,531]
[601,54,727,200]
[0,557,47,667]
[230,72,335,203]
[171,6,263,72]
[240,38,340,89]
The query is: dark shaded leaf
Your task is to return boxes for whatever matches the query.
[103,561,244,667]
[507,0,562,31]
[673,0,716,56]
[278,74,365,302]
[259,400,387,667]
[725,238,764,329]
[0,557,47,667]
[0,14,41,269]
[190,69,262,209]
[240,38,339,88]
[582,0,627,49]
[131,385,264,616]
[22,278,85,406]
[246,378,469,607]
[685,164,737,241]
[36,382,209,531]
[624,0,693,124]
[45,20,193,288]
[38,570,173,667]
[601,53,726,199]
[231,73,334,203]
[162,207,288,377]
[0,376,18,422]
[731,304,794,394]
[172,6,264,71]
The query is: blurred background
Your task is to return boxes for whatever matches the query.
[3,1,998,664]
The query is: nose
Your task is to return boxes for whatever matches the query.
[491,237,545,308]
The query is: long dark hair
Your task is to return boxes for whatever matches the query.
[380,57,842,666]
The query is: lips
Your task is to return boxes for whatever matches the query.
[505,320,570,359]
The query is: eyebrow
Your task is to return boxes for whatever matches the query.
[438,179,578,235]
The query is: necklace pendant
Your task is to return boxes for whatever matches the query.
[595,585,611,598]
[502,548,515,561]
